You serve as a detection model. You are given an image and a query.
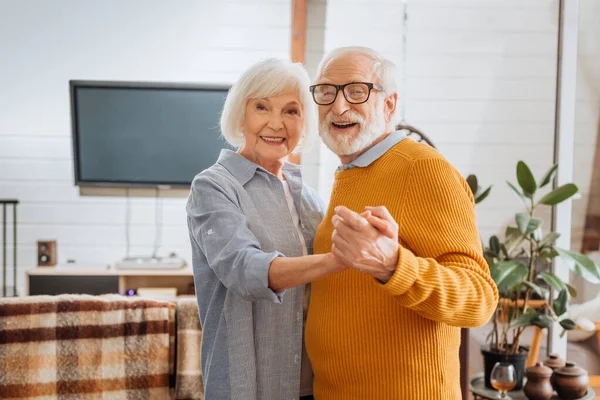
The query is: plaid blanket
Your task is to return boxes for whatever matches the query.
[175,296,203,400]
[0,294,176,399]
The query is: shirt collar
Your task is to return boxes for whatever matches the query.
[337,130,406,171]
[216,149,302,186]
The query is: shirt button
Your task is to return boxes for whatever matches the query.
[294,354,300,364]
[297,312,301,322]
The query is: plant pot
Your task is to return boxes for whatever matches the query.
[481,344,529,390]
[552,362,589,399]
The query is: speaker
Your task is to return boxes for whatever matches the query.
[37,240,57,267]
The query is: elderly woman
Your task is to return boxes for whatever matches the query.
[186,58,345,400]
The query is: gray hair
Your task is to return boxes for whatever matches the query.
[220,58,317,149]
[315,46,399,94]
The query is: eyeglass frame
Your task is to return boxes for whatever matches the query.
[309,82,384,105]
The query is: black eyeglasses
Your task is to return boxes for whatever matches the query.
[309,82,384,105]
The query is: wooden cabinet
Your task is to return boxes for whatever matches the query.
[26,267,195,296]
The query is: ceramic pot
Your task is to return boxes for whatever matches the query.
[543,353,566,371]
[553,362,589,400]
[523,362,553,400]
[544,353,566,390]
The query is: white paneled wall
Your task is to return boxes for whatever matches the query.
[307,1,598,269]
[1,0,598,299]
[571,0,600,301]
[312,0,561,234]
[0,0,292,295]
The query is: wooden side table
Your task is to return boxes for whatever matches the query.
[470,373,595,400]
[26,266,195,296]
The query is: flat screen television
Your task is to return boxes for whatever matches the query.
[70,80,231,188]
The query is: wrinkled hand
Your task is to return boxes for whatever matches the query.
[331,205,399,283]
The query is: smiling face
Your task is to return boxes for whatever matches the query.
[315,52,396,160]
[238,92,304,172]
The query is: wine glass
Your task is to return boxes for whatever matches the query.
[490,362,517,399]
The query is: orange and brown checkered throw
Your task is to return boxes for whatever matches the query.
[0,294,176,399]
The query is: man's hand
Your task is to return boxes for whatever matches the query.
[331,205,400,283]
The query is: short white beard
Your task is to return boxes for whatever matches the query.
[319,108,386,156]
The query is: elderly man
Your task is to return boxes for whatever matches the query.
[305,46,499,399]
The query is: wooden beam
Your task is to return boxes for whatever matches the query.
[289,0,307,166]
[291,0,307,64]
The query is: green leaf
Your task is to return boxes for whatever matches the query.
[509,309,538,329]
[539,164,559,188]
[466,175,478,197]
[505,226,521,241]
[539,232,560,249]
[497,263,528,292]
[507,181,529,207]
[526,217,543,234]
[516,213,530,234]
[522,281,548,298]
[504,226,526,254]
[517,161,537,197]
[475,186,492,204]
[553,289,568,316]
[533,314,554,330]
[489,236,501,256]
[538,272,567,292]
[484,249,497,259]
[500,244,509,259]
[556,248,600,284]
[559,318,577,330]
[537,183,578,206]
[566,283,578,298]
[532,227,543,242]
[491,261,521,286]
[538,249,560,264]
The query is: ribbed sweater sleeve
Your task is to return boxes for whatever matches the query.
[381,157,499,327]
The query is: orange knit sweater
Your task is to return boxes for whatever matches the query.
[305,139,498,399]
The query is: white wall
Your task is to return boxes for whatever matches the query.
[571,0,600,302]
[0,0,292,295]
[308,0,599,300]
[1,0,598,300]
[313,0,563,237]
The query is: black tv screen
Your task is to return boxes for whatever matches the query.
[70,81,231,187]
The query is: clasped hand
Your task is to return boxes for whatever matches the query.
[331,205,399,283]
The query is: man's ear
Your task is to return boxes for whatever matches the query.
[383,92,398,123]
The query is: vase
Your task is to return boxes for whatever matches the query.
[543,353,566,390]
[553,362,589,400]
[523,362,553,400]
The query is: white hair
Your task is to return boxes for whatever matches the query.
[315,46,399,94]
[315,46,401,127]
[220,58,317,150]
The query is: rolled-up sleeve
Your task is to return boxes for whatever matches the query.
[186,174,285,303]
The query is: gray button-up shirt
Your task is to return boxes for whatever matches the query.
[186,149,324,400]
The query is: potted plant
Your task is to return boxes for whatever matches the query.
[480,161,600,390]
